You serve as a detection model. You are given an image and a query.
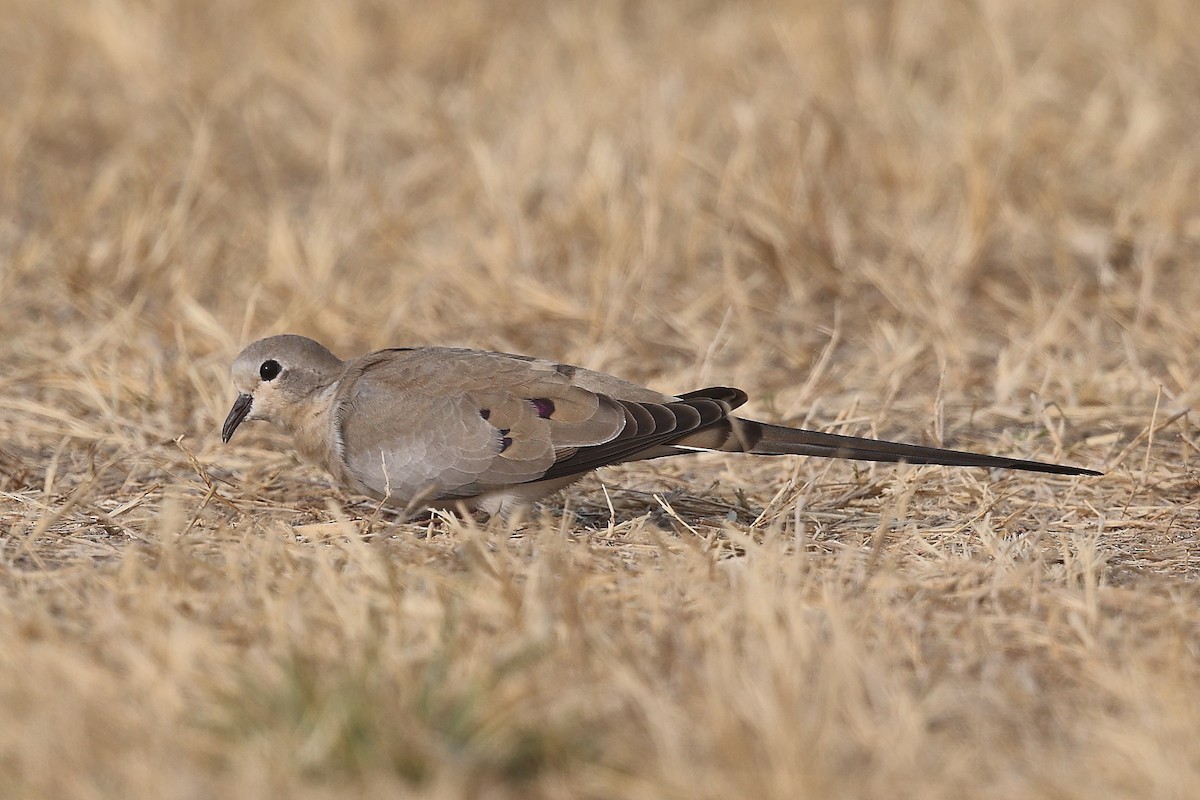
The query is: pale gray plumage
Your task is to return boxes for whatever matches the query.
[221,334,1099,517]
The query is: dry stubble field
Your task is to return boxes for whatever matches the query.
[2,1,1199,798]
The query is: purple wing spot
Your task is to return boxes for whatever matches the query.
[530,398,555,418]
[480,408,491,420]
[500,435,513,452]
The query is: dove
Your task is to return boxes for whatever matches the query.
[220,334,1100,517]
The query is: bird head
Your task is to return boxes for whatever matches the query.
[222,334,344,442]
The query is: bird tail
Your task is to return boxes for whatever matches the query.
[674,417,1100,477]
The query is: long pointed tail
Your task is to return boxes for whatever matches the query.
[677,417,1100,476]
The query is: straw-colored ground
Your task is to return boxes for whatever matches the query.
[2,1,1198,797]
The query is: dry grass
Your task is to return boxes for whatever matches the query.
[2,0,1199,797]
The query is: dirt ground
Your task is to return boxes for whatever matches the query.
[1,1,1198,798]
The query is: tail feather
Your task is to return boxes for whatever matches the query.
[674,417,1100,477]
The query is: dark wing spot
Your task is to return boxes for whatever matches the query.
[500,436,513,452]
[554,363,577,378]
[530,398,555,418]
[480,408,491,420]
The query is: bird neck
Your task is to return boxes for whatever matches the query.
[281,382,340,470]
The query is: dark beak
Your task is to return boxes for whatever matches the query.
[221,393,254,443]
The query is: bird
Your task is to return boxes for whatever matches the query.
[220,334,1100,518]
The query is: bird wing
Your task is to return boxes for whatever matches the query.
[332,348,742,502]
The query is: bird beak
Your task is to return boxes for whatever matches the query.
[222,393,254,443]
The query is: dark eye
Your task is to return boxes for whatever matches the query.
[259,360,282,381]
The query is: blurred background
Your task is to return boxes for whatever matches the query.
[4,0,1196,434]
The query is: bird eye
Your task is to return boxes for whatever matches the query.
[259,360,282,381]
